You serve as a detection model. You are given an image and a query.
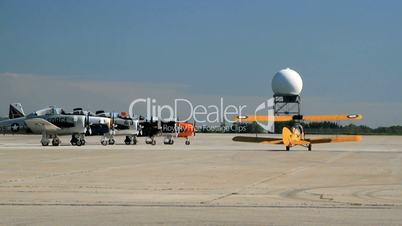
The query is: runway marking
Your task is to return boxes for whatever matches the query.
[0,202,398,209]
[280,183,402,207]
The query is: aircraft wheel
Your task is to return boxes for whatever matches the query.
[164,139,171,145]
[308,144,312,151]
[124,136,131,145]
[286,146,290,151]
[52,138,60,146]
[109,139,115,145]
[151,139,156,145]
[41,140,49,146]
[132,138,137,145]
[170,139,174,145]
[101,139,108,146]
[76,140,82,146]
[185,140,190,145]
[70,137,77,146]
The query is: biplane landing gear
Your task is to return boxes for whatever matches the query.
[185,138,190,145]
[308,144,312,151]
[286,146,290,151]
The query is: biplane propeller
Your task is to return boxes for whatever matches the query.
[233,114,363,151]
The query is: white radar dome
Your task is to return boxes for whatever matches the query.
[271,68,303,96]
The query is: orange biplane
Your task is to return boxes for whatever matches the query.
[233,114,363,151]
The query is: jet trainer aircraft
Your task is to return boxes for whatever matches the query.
[0,103,105,146]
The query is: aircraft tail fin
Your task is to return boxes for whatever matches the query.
[9,103,25,119]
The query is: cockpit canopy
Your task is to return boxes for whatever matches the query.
[27,106,66,118]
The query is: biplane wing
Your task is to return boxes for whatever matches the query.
[235,114,363,122]
[235,115,291,122]
[232,136,283,144]
[233,135,362,145]
[301,114,363,121]
[305,136,362,144]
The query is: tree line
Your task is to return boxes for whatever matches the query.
[219,121,402,135]
[1,116,402,135]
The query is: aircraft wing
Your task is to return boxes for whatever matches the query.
[235,114,363,122]
[301,114,363,121]
[25,118,61,132]
[232,136,283,144]
[235,115,291,122]
[305,135,362,144]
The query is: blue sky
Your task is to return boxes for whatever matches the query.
[1,0,402,126]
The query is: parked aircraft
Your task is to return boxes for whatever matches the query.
[1,105,194,146]
[95,111,140,146]
[0,103,87,146]
[70,108,111,145]
[138,117,195,145]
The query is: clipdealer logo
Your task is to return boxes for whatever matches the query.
[129,97,247,123]
[254,98,275,133]
[128,97,275,132]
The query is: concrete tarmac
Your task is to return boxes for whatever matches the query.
[0,134,401,225]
